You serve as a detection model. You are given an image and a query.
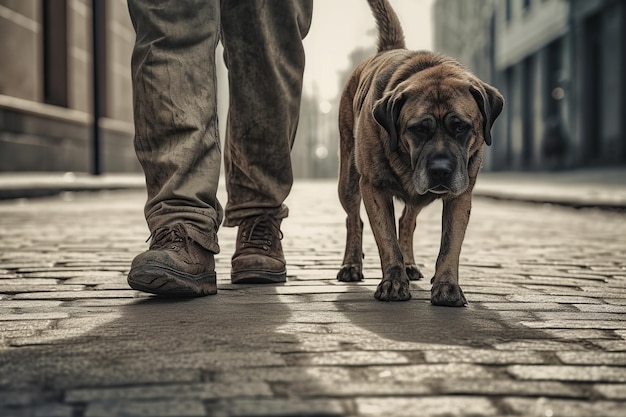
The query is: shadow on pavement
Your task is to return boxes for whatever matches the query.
[0,288,344,416]
[333,285,548,348]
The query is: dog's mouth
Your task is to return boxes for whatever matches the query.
[427,185,451,195]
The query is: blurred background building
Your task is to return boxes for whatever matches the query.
[4,0,620,177]
[434,0,626,171]
[0,0,137,172]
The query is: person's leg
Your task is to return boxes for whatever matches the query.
[220,0,313,284]
[127,0,222,296]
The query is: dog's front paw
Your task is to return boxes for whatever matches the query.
[374,272,412,302]
[431,282,467,307]
[375,279,412,301]
[337,264,363,282]
[405,264,423,281]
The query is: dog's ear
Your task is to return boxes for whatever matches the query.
[373,92,404,151]
[470,82,504,146]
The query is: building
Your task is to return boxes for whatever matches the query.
[0,0,137,172]
[0,1,327,178]
[433,0,626,171]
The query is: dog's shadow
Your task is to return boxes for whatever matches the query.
[332,284,545,348]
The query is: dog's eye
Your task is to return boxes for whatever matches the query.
[454,121,470,135]
[407,119,434,136]
[410,124,429,134]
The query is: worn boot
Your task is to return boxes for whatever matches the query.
[231,215,286,284]
[128,224,217,296]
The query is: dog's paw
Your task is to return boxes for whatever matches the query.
[337,264,364,282]
[431,282,467,307]
[405,264,424,281]
[374,278,412,302]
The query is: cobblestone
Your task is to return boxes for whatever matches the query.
[65,382,273,402]
[84,400,207,417]
[355,397,498,417]
[556,351,626,365]
[423,349,546,364]
[207,398,345,417]
[502,397,626,417]
[594,384,626,399]
[508,365,626,382]
[0,181,625,416]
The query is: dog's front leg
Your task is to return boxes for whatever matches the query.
[399,204,425,281]
[431,192,471,307]
[360,179,411,301]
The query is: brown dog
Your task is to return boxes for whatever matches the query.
[336,0,504,306]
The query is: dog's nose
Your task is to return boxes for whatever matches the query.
[427,157,454,182]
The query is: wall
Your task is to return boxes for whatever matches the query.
[0,0,138,172]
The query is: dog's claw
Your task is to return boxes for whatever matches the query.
[337,264,364,282]
[374,278,412,301]
[405,264,423,281]
[431,282,467,307]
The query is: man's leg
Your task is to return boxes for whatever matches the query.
[220,0,313,284]
[127,0,222,296]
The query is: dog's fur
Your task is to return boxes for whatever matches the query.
[336,0,504,306]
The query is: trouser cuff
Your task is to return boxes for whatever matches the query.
[183,223,220,254]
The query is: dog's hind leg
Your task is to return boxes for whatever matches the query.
[337,94,364,282]
[337,158,364,282]
[398,203,424,281]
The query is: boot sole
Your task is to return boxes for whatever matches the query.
[231,268,287,284]
[128,265,217,297]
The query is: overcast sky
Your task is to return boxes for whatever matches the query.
[302,0,435,100]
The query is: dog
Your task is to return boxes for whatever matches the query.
[336,0,504,306]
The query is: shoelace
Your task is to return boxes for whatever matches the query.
[240,215,283,251]
[147,224,191,251]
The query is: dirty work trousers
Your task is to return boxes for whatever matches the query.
[128,0,313,253]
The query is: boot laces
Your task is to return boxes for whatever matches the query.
[240,215,283,251]
[148,224,191,251]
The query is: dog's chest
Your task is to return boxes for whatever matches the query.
[368,161,437,206]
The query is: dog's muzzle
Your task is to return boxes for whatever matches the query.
[426,155,456,194]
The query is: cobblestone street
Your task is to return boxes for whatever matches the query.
[1,179,625,416]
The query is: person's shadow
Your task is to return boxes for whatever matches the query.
[0,287,330,415]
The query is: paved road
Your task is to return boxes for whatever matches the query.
[0,180,625,417]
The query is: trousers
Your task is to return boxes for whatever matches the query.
[128,0,313,254]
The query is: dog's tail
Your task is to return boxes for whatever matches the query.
[367,0,406,52]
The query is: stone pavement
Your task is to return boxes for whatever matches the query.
[0,179,625,417]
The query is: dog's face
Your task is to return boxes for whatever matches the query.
[373,66,504,196]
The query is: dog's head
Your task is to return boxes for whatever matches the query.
[373,64,504,196]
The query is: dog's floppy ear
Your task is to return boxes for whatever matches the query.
[470,82,504,146]
[373,92,405,151]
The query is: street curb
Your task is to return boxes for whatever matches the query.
[473,190,626,212]
[0,186,144,200]
[0,173,146,200]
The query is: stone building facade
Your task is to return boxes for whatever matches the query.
[0,0,138,172]
[433,0,626,171]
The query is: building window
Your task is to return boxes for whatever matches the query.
[582,12,603,163]
[93,0,108,117]
[523,0,532,11]
[545,39,564,119]
[521,56,535,169]
[505,66,515,167]
[42,0,68,107]
[505,0,512,22]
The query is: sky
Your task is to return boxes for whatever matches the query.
[302,0,435,100]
